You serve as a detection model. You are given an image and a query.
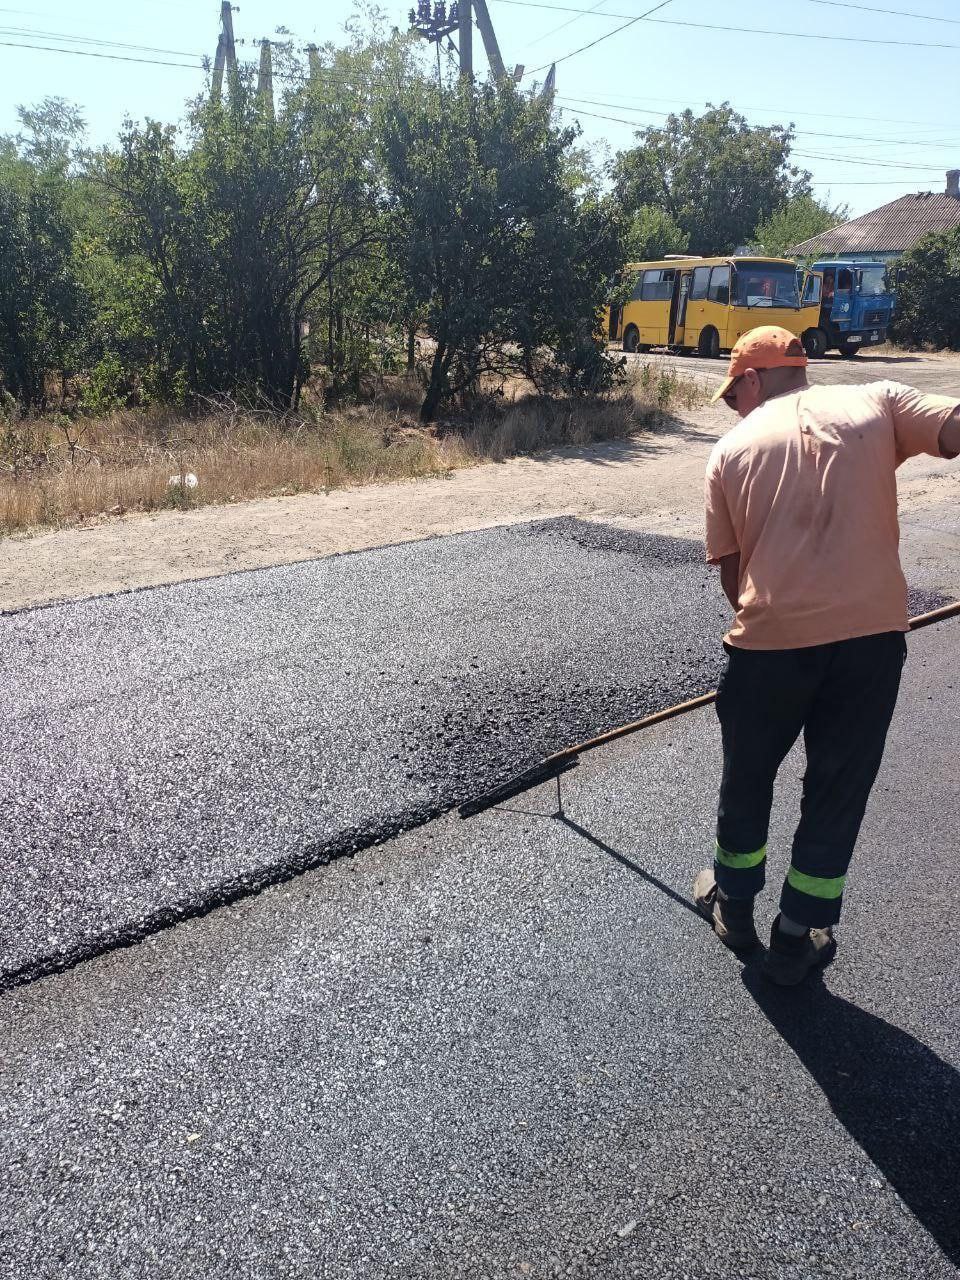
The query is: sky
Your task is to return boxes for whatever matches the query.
[1,0,958,217]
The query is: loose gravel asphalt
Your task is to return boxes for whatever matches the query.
[1,519,741,986]
[2,620,958,1280]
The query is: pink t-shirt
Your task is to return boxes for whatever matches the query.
[705,380,958,650]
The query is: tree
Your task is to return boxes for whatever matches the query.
[755,194,848,257]
[104,68,384,408]
[0,176,90,407]
[0,99,93,409]
[15,97,86,173]
[379,80,623,421]
[624,205,688,261]
[613,104,810,256]
[889,228,960,350]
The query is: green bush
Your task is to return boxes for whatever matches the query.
[890,228,960,350]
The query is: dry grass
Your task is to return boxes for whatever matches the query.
[0,365,705,537]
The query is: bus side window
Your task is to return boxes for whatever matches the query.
[690,266,711,301]
[628,271,645,302]
[641,269,675,302]
[708,265,730,305]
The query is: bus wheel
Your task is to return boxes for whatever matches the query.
[622,326,640,353]
[802,327,827,358]
[697,327,720,358]
[838,338,861,359]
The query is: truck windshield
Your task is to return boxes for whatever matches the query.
[858,266,887,296]
[732,263,800,309]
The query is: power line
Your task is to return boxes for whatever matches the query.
[555,95,960,149]
[568,90,947,130]
[0,38,201,67]
[522,0,613,50]
[0,23,204,56]
[555,105,952,176]
[650,13,959,48]
[800,0,960,23]
[792,149,948,170]
[522,0,675,76]
[492,0,960,50]
[809,179,940,186]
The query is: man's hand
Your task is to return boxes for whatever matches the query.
[940,407,960,459]
[719,552,741,612]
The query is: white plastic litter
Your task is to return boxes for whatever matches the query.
[168,472,199,489]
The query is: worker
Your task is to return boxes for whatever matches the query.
[693,326,960,985]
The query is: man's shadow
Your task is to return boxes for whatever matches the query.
[510,803,960,1264]
[548,809,960,1265]
[741,966,960,1266]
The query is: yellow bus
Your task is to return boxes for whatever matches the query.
[606,255,824,358]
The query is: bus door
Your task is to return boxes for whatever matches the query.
[670,271,692,346]
[608,303,622,340]
[684,264,712,346]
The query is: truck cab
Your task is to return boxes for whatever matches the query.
[801,260,895,358]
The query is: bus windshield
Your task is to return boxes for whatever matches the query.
[858,266,887,296]
[732,262,800,309]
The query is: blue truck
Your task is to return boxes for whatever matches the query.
[799,260,896,358]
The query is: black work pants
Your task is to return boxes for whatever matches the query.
[713,631,906,927]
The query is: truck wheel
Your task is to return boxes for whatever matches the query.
[697,327,720,358]
[622,325,640,354]
[802,328,827,358]
[838,338,860,358]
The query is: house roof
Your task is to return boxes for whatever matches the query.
[790,190,960,256]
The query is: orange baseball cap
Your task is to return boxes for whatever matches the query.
[711,325,808,404]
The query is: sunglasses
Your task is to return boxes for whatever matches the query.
[721,375,744,407]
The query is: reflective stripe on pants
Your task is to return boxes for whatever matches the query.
[713,631,906,926]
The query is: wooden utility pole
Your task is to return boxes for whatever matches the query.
[472,0,506,82]
[212,2,238,100]
[458,0,472,80]
[257,38,274,117]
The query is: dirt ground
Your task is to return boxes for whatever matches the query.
[3,352,960,613]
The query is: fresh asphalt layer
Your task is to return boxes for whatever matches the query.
[0,519,736,986]
[2,620,958,1280]
[2,517,951,989]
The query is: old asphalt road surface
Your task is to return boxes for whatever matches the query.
[2,618,958,1279]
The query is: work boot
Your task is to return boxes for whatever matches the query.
[761,915,836,986]
[693,868,759,952]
